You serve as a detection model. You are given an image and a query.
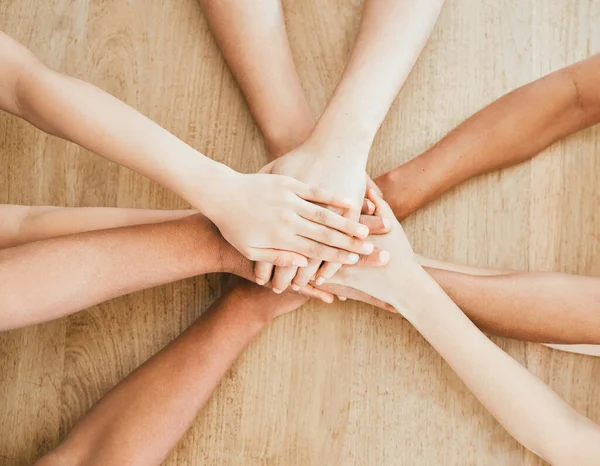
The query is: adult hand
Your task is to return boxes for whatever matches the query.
[203,171,371,266]
[256,142,372,292]
[325,189,419,313]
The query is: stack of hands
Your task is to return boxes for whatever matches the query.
[203,129,391,303]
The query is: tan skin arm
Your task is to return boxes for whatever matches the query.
[36,282,307,466]
[377,53,600,219]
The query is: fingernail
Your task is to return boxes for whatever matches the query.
[378,250,391,264]
[383,218,392,229]
[256,278,267,286]
[362,243,374,254]
[291,284,301,291]
[367,200,375,212]
[323,295,334,304]
[348,253,359,264]
[356,225,369,238]
[315,277,325,286]
[272,288,283,294]
[369,188,377,197]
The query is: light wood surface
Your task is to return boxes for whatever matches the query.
[1,1,599,465]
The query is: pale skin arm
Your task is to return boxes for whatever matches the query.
[198,0,315,158]
[0,30,373,266]
[330,192,600,464]
[35,282,307,466]
[259,0,445,289]
[0,205,195,249]
[376,53,600,219]
[399,268,600,465]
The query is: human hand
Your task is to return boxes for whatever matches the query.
[203,170,372,266]
[226,277,310,325]
[325,189,421,313]
[256,141,372,293]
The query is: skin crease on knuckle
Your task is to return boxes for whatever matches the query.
[315,208,330,224]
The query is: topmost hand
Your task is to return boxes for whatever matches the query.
[200,168,372,267]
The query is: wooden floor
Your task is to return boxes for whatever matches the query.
[1,1,599,465]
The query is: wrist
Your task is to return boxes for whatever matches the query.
[387,263,444,321]
[175,156,238,214]
[307,115,374,168]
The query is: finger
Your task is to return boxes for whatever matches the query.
[314,262,342,285]
[299,220,374,255]
[354,248,390,267]
[271,265,298,294]
[259,161,275,174]
[292,182,354,209]
[254,261,274,286]
[296,282,335,303]
[248,248,308,267]
[300,204,369,238]
[338,295,347,301]
[292,258,322,290]
[366,175,383,197]
[367,188,395,219]
[362,198,376,215]
[292,237,362,264]
[359,215,391,234]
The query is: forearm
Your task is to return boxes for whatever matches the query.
[0,205,195,249]
[39,284,278,466]
[424,267,600,344]
[0,31,230,208]
[0,213,249,330]
[379,53,600,219]
[199,0,314,158]
[310,0,443,163]
[395,267,600,464]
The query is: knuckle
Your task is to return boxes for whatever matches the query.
[315,208,330,223]
[309,243,324,258]
[319,227,335,244]
[272,255,287,267]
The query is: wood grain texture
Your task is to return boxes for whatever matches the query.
[1,1,599,465]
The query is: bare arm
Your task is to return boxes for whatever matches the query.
[331,192,600,464]
[0,213,240,330]
[36,282,306,466]
[400,268,600,465]
[424,267,600,344]
[266,0,444,289]
[0,30,371,266]
[377,53,600,219]
[0,205,196,249]
[199,0,314,158]
[0,31,230,205]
